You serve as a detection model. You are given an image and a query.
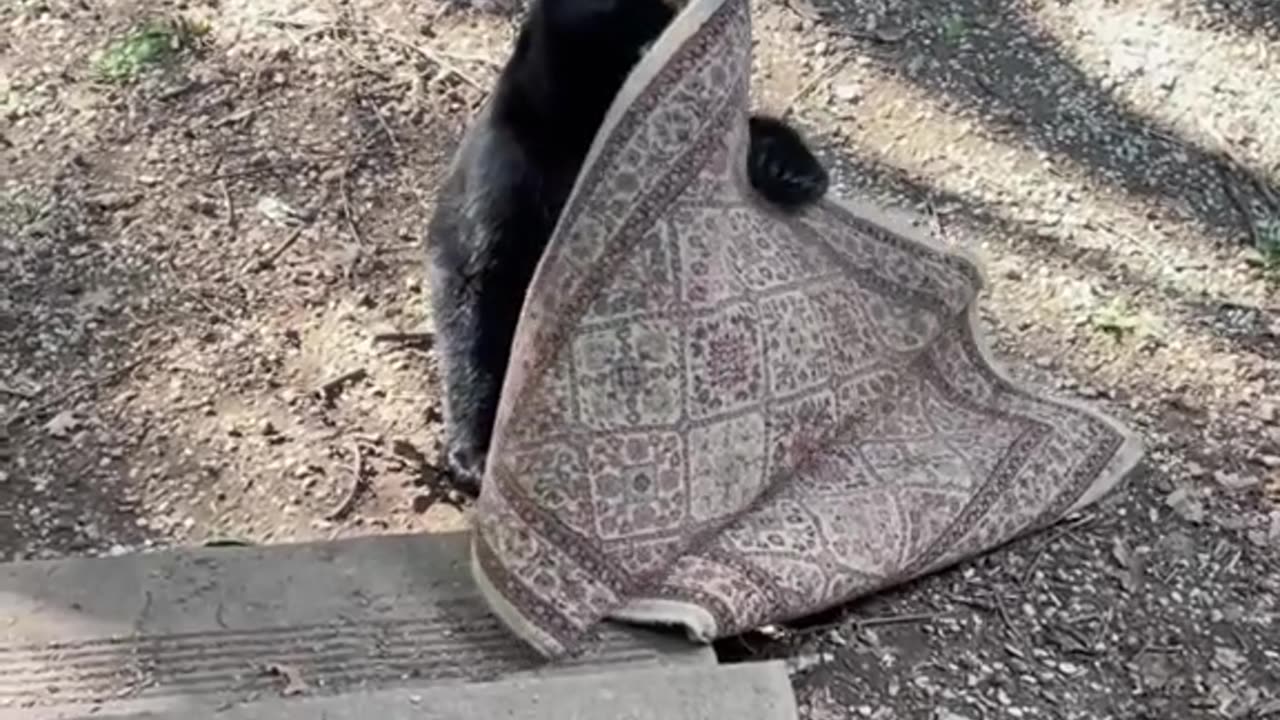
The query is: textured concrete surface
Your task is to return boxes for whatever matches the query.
[0,532,714,719]
[101,662,798,720]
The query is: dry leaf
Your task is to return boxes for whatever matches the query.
[1255,698,1280,717]
[1213,470,1258,490]
[1109,537,1143,592]
[1213,647,1246,672]
[785,0,824,22]
[1165,488,1206,524]
[262,662,309,696]
[44,410,82,439]
[1111,537,1132,568]
[256,196,307,226]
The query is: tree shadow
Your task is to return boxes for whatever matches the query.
[803,0,1278,247]
[0,0,473,559]
[0,0,482,710]
[800,134,1279,411]
[1194,0,1280,41]
[0,159,162,562]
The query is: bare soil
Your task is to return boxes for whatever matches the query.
[2,0,1278,717]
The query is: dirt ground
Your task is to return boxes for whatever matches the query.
[2,0,1278,717]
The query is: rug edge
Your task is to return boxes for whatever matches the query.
[470,535,570,658]
[610,599,719,644]
[827,191,1146,510]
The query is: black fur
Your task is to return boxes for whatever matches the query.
[426,0,829,495]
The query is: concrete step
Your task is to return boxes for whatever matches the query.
[0,532,714,719]
[105,661,798,720]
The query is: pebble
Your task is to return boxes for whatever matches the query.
[1213,470,1258,490]
[1058,662,1084,677]
[832,82,863,102]
[1213,647,1246,671]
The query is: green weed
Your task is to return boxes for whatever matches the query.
[1255,216,1280,280]
[941,15,968,45]
[1089,297,1162,341]
[93,17,210,84]
[0,189,52,238]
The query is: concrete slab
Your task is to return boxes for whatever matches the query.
[0,533,712,719]
[98,662,798,720]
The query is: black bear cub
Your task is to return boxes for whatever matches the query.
[426,0,829,495]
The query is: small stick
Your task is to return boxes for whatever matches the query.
[0,385,36,400]
[4,358,145,428]
[319,368,368,400]
[1020,513,1095,586]
[369,29,488,90]
[340,175,365,246]
[855,611,938,629]
[363,97,401,154]
[1087,607,1114,651]
[1220,164,1262,248]
[833,26,911,44]
[220,179,237,234]
[324,441,367,521]
[242,226,306,273]
[262,15,490,90]
[803,610,940,637]
[373,331,433,346]
[782,0,823,22]
[172,398,213,413]
[783,56,851,119]
[994,593,1025,643]
[950,594,995,612]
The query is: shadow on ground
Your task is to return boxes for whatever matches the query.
[1,2,475,711]
[0,0,466,560]
[1196,0,1280,40]
[806,0,1278,248]
[731,72,1280,698]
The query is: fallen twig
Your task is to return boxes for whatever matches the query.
[319,368,368,405]
[373,331,434,347]
[4,359,145,428]
[1087,607,1114,651]
[211,106,257,129]
[241,226,306,273]
[950,594,996,612]
[365,26,490,90]
[324,441,367,521]
[363,96,401,154]
[799,610,939,637]
[0,384,36,400]
[855,611,938,629]
[782,0,823,22]
[1020,513,1096,586]
[172,398,213,413]
[340,174,366,246]
[833,26,911,44]
[260,15,490,90]
[220,179,237,234]
[1220,164,1263,248]
[783,57,851,119]
[994,593,1025,644]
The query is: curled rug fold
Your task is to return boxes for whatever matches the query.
[469,0,1144,659]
